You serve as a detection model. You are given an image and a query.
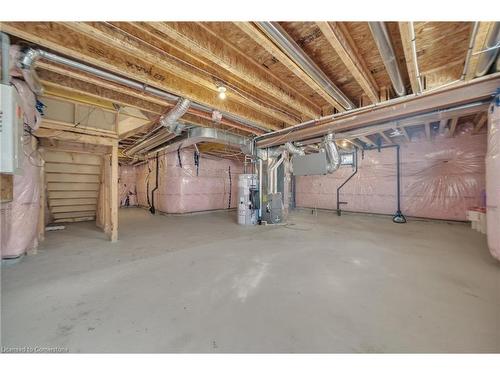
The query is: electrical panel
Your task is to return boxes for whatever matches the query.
[0,84,24,174]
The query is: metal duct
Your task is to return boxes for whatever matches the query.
[159,98,191,135]
[257,22,355,110]
[265,142,305,159]
[475,22,500,77]
[1,32,10,85]
[368,22,406,97]
[146,126,249,158]
[323,133,340,173]
[17,48,268,133]
[18,47,44,95]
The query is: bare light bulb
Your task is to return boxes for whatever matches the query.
[218,86,227,100]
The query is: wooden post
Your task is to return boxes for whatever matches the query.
[109,143,118,242]
[37,156,45,243]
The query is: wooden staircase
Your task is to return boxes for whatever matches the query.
[43,150,103,223]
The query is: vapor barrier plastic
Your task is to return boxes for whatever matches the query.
[134,149,243,214]
[119,165,137,207]
[1,141,41,258]
[486,97,500,260]
[296,133,487,221]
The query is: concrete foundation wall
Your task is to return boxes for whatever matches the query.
[132,149,243,214]
[296,133,487,221]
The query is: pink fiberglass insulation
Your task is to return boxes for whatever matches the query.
[135,149,243,214]
[296,132,487,221]
[1,140,41,259]
[486,96,500,261]
[119,165,137,207]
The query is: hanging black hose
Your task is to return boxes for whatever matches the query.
[149,153,159,215]
[228,165,232,209]
[177,146,183,168]
[194,151,200,176]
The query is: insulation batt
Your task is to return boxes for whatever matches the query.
[486,97,500,261]
[119,165,137,207]
[134,149,243,213]
[296,133,487,222]
[0,141,41,258]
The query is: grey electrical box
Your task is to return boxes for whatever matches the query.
[0,84,24,174]
[292,151,328,176]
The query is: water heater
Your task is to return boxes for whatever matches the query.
[237,174,259,225]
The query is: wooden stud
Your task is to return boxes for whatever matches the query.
[473,113,487,133]
[425,122,432,141]
[316,22,379,104]
[448,117,459,137]
[110,144,119,242]
[438,119,448,134]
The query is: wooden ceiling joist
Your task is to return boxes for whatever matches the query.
[316,22,379,104]
[1,22,281,132]
[234,22,347,112]
[464,22,496,81]
[398,22,421,94]
[146,22,320,120]
[63,22,288,128]
[378,131,393,144]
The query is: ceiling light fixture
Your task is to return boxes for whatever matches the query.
[217,86,227,100]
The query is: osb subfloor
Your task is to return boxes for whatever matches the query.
[2,208,499,353]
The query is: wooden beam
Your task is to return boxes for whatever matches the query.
[35,128,118,146]
[38,156,46,243]
[63,22,290,128]
[257,74,500,147]
[196,23,322,112]
[438,119,448,134]
[425,122,432,141]
[398,22,420,94]
[147,22,319,120]
[109,144,118,242]
[234,22,346,112]
[359,135,376,147]
[465,22,496,80]
[397,127,411,142]
[447,117,459,137]
[473,113,488,133]
[1,22,280,131]
[316,22,379,104]
[378,132,393,144]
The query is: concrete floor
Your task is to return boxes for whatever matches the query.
[1,208,499,353]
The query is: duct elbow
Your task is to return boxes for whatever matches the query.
[160,97,191,133]
[323,133,340,173]
[284,142,305,156]
[17,47,44,95]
